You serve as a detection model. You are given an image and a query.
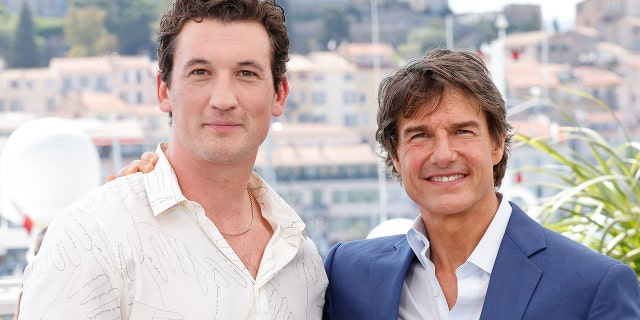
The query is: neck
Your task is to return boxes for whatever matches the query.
[423,196,499,270]
[163,144,256,214]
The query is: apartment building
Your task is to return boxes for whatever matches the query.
[576,0,640,51]
[0,68,58,115]
[287,42,396,142]
[49,54,157,106]
[287,52,360,128]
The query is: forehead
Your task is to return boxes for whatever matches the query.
[174,19,272,63]
[399,89,482,125]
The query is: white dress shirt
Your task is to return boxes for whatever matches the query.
[399,197,512,320]
[19,144,328,319]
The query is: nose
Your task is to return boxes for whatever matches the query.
[431,134,456,167]
[209,76,238,110]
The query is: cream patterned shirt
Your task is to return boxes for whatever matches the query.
[19,145,327,319]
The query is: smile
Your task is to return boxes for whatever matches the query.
[429,174,465,182]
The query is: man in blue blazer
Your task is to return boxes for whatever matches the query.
[323,48,640,319]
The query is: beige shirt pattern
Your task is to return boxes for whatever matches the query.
[19,145,328,319]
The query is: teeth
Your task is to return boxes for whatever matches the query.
[431,174,464,182]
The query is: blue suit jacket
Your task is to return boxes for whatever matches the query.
[323,202,640,319]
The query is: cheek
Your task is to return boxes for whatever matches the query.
[396,146,425,176]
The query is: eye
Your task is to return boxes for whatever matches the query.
[191,69,207,76]
[410,132,427,140]
[239,70,257,77]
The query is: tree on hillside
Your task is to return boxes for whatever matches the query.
[276,0,294,46]
[10,2,40,68]
[69,0,159,56]
[64,6,116,56]
[106,0,157,55]
[317,7,350,51]
[36,17,65,63]
[0,4,13,59]
[397,19,446,60]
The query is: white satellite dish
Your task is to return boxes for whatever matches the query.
[0,117,101,229]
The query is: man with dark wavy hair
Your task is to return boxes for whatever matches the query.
[18,1,327,318]
[323,48,640,319]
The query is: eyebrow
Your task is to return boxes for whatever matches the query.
[184,58,210,69]
[182,58,266,72]
[401,120,481,137]
[238,60,266,73]
[452,120,481,131]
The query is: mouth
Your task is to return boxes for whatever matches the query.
[428,174,465,183]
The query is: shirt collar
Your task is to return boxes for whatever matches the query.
[145,143,188,216]
[468,194,511,274]
[143,143,308,240]
[406,193,512,274]
[406,215,431,269]
[247,172,308,239]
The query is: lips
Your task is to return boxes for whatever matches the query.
[428,174,465,182]
[206,121,238,126]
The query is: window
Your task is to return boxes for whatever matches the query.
[344,114,357,127]
[10,99,22,112]
[136,71,143,84]
[62,77,72,92]
[80,77,89,89]
[344,73,354,82]
[342,91,357,104]
[46,99,55,112]
[312,91,326,105]
[332,190,343,203]
[96,76,107,92]
[312,189,323,207]
[359,93,367,104]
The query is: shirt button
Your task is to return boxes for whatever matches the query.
[433,290,440,297]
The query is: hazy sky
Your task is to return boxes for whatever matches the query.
[448,0,583,30]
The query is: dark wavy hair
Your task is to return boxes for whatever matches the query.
[376,47,513,188]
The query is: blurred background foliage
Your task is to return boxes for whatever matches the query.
[515,91,640,278]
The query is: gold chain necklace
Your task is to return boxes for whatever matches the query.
[220,188,255,237]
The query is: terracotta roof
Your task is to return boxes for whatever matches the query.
[506,59,564,89]
[572,65,622,87]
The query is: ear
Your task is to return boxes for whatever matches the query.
[392,156,401,178]
[157,73,171,113]
[272,75,288,117]
[492,133,506,165]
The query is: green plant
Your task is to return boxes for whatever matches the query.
[513,91,640,278]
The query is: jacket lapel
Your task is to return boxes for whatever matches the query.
[369,237,415,320]
[480,203,546,319]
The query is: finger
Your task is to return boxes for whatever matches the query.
[118,164,136,177]
[124,159,153,175]
[140,152,158,165]
[105,174,116,183]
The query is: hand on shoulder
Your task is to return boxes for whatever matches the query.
[105,151,159,182]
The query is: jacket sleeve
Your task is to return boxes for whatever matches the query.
[587,263,640,319]
[322,242,342,320]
